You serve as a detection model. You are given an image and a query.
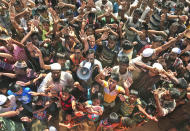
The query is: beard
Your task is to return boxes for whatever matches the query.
[52,77,60,82]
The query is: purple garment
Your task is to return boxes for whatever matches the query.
[0,60,13,71]
[16,69,37,82]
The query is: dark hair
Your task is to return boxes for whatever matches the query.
[9,83,22,93]
[181,51,190,57]
[176,2,184,10]
[145,103,157,116]
[41,19,50,24]
[110,73,119,82]
[31,32,39,39]
[162,4,170,10]
[118,55,129,65]
[88,12,96,19]
[14,0,21,6]
[65,9,73,16]
[38,5,47,12]
[169,88,181,99]
[91,93,103,102]
[141,22,149,30]
[86,49,95,56]
[74,43,83,50]
[122,40,133,50]
[152,35,164,42]
[108,35,117,41]
[134,8,142,16]
[177,78,188,89]
[40,48,51,57]
[63,86,73,94]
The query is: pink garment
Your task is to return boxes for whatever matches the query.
[0,44,27,62]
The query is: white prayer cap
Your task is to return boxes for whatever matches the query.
[50,63,61,71]
[0,95,7,106]
[171,47,181,54]
[142,48,154,57]
[49,126,57,131]
[153,63,163,70]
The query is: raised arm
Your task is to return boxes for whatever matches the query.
[0,53,14,60]
[0,72,16,79]
[33,45,51,70]
[95,67,111,86]
[58,2,76,10]
[137,104,158,121]
[154,31,185,54]
[9,5,24,33]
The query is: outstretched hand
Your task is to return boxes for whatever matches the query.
[101,67,112,76]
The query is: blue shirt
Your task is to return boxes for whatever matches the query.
[7,87,31,104]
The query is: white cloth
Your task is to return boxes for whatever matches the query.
[140,6,151,20]
[142,48,154,57]
[37,71,74,93]
[50,63,61,70]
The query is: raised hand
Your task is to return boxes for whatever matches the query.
[21,116,32,122]
[104,11,111,17]
[101,67,112,76]
[58,2,66,7]
[118,94,126,102]
[28,91,39,96]
[79,31,87,41]
[87,0,95,8]
[80,1,86,9]
[160,13,166,22]
[67,27,76,38]
[101,32,109,40]
[119,21,124,29]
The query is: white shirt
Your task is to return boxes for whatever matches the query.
[37,71,74,93]
[112,66,133,88]
[140,6,151,20]
[95,0,113,13]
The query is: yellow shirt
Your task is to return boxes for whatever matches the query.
[103,80,125,103]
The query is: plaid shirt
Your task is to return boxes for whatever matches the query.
[163,53,183,68]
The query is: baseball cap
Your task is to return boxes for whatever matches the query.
[0,95,7,106]
[142,48,154,57]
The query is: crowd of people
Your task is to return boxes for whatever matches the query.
[0,0,190,130]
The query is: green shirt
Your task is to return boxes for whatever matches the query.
[120,97,141,117]
[0,117,25,131]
